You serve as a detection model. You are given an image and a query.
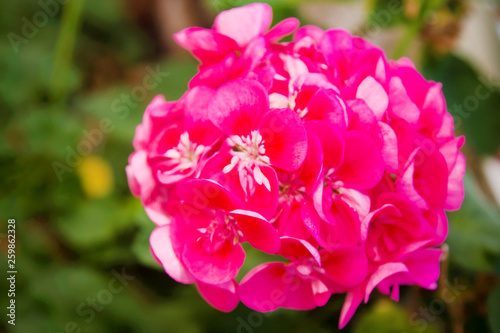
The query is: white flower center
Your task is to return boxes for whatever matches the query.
[164,132,207,173]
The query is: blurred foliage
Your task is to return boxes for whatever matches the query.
[0,0,499,332]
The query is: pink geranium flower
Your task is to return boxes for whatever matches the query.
[153,179,280,285]
[207,78,308,196]
[126,3,466,328]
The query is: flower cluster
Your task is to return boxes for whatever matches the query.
[126,3,465,328]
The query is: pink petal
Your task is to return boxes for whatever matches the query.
[293,25,324,44]
[126,151,154,201]
[320,29,355,80]
[177,179,240,212]
[183,85,222,145]
[230,209,280,254]
[301,199,338,248]
[150,225,195,284]
[444,152,466,210]
[196,279,239,312]
[364,262,408,302]
[388,76,421,124]
[239,261,328,311]
[413,150,449,208]
[245,165,279,220]
[339,286,365,329]
[356,76,388,119]
[347,99,377,135]
[266,18,300,41]
[183,240,245,284]
[304,88,348,132]
[336,130,384,189]
[298,131,324,192]
[423,208,448,245]
[260,108,308,171]
[173,27,240,65]
[279,278,329,310]
[377,121,399,174]
[329,196,362,245]
[239,262,288,312]
[189,53,236,88]
[278,236,321,265]
[305,120,344,171]
[360,203,401,242]
[401,249,442,289]
[213,3,272,47]
[321,246,368,287]
[208,79,269,136]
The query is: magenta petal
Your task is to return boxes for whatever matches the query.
[356,76,388,119]
[177,179,239,212]
[196,279,239,312]
[336,130,384,189]
[304,88,348,132]
[280,278,328,310]
[402,249,442,289]
[312,279,331,307]
[414,150,449,208]
[339,286,365,329]
[173,27,239,65]
[208,79,269,136]
[260,108,308,171]
[305,120,344,171]
[183,240,245,284]
[347,99,377,134]
[321,246,368,287]
[266,17,300,41]
[330,196,362,245]
[278,237,320,264]
[294,25,324,44]
[298,131,324,192]
[213,3,272,47]
[301,199,338,248]
[364,262,408,302]
[389,76,421,124]
[444,152,466,211]
[150,226,195,284]
[378,122,399,174]
[240,261,328,311]
[230,209,280,254]
[239,262,288,312]
[183,85,222,145]
[245,165,279,220]
[189,52,236,88]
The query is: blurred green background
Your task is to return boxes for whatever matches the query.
[1,0,500,332]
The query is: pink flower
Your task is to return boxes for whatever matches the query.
[125,4,466,327]
[239,237,368,311]
[207,78,308,198]
[154,179,280,285]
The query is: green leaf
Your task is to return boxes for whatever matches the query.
[56,198,135,249]
[447,173,500,271]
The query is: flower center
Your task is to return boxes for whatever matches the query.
[279,173,307,204]
[164,132,207,173]
[324,168,343,194]
[197,210,243,254]
[225,130,269,165]
[222,131,272,192]
[287,257,320,278]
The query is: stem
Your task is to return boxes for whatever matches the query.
[392,21,420,60]
[50,0,85,102]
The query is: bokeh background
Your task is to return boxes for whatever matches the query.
[1,0,500,332]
